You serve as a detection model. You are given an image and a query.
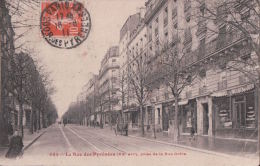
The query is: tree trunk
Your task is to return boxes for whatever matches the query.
[152,105,156,139]
[30,108,34,134]
[173,95,179,143]
[18,102,24,138]
[141,105,145,136]
[35,109,39,131]
[100,110,103,129]
[42,111,46,128]
[256,73,260,158]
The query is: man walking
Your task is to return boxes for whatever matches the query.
[5,130,24,158]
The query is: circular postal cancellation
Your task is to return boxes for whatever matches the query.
[40,0,91,49]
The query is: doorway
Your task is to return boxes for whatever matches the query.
[203,103,209,135]
[233,96,246,128]
[162,107,169,131]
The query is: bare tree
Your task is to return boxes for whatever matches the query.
[117,69,127,123]
[128,50,151,136]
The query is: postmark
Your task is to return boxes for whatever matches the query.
[40,1,91,49]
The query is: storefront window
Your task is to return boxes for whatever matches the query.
[215,97,232,129]
[245,93,256,129]
[233,91,256,129]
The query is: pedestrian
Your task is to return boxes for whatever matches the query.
[190,117,195,141]
[114,117,119,136]
[124,123,128,136]
[7,123,13,144]
[5,131,24,159]
[63,119,67,127]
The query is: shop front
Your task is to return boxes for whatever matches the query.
[212,85,257,139]
[162,101,174,131]
[123,107,139,128]
[180,99,197,134]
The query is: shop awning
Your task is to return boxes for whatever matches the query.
[123,108,138,113]
[211,91,228,97]
[172,100,188,106]
[228,84,254,95]
[211,84,254,97]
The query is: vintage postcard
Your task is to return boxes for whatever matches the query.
[0,0,259,165]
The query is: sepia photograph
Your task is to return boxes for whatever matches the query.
[0,0,259,165]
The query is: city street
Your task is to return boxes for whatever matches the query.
[1,124,258,166]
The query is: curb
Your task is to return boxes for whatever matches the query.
[128,135,257,159]
[22,130,46,152]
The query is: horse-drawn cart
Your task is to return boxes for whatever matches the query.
[114,122,128,136]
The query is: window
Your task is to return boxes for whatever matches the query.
[217,25,227,49]
[156,38,159,46]
[164,7,168,13]
[172,7,177,19]
[112,59,116,62]
[164,7,168,27]
[184,27,192,45]
[111,77,117,84]
[158,108,161,124]
[148,24,152,42]
[198,38,206,59]
[218,73,227,90]
[184,0,191,12]
[154,27,159,36]
[200,2,205,16]
[215,97,231,129]
[164,31,168,37]
[164,92,169,100]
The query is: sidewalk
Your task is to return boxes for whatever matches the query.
[127,128,258,158]
[22,128,47,151]
[0,128,47,158]
[86,126,258,158]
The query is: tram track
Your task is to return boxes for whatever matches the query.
[67,126,127,153]
[77,127,152,151]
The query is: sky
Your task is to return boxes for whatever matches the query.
[12,0,146,117]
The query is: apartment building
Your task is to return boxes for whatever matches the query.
[98,46,120,126]
[123,0,258,140]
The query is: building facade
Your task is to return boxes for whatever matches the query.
[98,46,121,127]
[121,0,259,140]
